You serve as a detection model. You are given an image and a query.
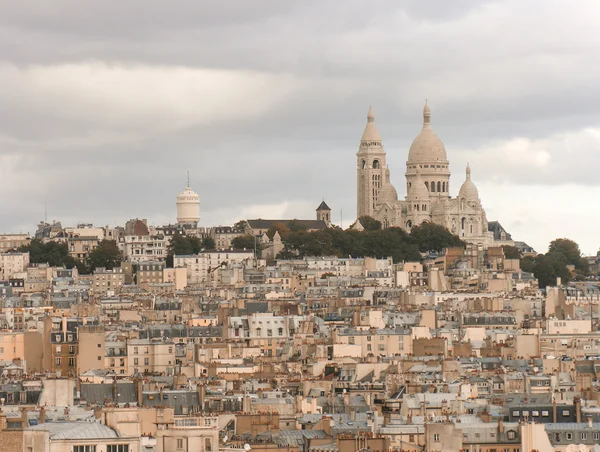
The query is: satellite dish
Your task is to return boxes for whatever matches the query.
[244,444,251,451]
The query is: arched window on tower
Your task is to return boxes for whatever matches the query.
[431,181,436,192]
[425,181,429,191]
[422,204,427,211]
[461,217,466,230]
[383,217,389,228]
[437,181,441,192]
[373,160,380,169]
[442,182,446,192]
[361,160,366,169]
[406,220,412,229]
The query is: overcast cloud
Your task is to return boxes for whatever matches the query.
[1,0,600,254]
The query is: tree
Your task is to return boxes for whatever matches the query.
[520,255,535,273]
[202,237,216,250]
[231,235,256,251]
[266,222,291,239]
[166,234,202,267]
[233,220,247,233]
[357,216,381,231]
[19,239,79,268]
[533,253,570,288]
[88,240,122,272]
[502,245,522,260]
[548,238,587,271]
[409,222,464,253]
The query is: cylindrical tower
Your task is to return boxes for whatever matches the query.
[176,186,200,226]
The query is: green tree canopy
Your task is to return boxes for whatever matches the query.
[202,237,216,250]
[410,222,465,253]
[278,223,461,263]
[88,240,122,272]
[231,234,256,251]
[357,216,381,231]
[502,245,522,260]
[19,239,79,268]
[533,253,571,288]
[548,238,587,271]
[233,220,247,233]
[166,234,202,267]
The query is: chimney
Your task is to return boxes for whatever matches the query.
[40,406,46,424]
[498,418,504,434]
[136,379,143,406]
[587,416,593,428]
[552,398,557,423]
[575,397,581,423]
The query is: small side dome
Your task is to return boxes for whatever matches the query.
[459,164,480,201]
[409,167,429,200]
[379,182,398,203]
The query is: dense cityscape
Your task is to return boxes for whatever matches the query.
[0,100,599,452]
[3,2,600,452]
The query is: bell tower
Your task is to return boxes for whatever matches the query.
[357,107,387,218]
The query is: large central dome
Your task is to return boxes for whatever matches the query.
[407,102,448,163]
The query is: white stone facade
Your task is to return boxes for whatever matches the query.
[356,103,494,247]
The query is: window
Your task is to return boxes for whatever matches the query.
[593,432,600,440]
[581,433,587,440]
[507,430,516,440]
[55,357,61,366]
[367,336,371,341]
[69,357,75,367]
[433,434,440,442]
[554,433,560,442]
[107,446,129,452]
[144,358,149,365]
[73,446,96,452]
[134,358,139,365]
[542,410,549,417]
[512,410,519,417]
[532,411,539,417]
[205,438,212,451]
[177,439,184,449]
[562,410,570,416]
[565,433,572,441]
[367,345,371,351]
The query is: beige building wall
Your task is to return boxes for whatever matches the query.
[0,252,30,279]
[163,267,187,290]
[0,332,25,362]
[127,340,176,376]
[334,330,412,356]
[77,325,106,374]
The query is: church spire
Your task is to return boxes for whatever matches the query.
[466,163,471,179]
[360,106,382,143]
[423,100,431,126]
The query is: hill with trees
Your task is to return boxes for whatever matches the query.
[272,217,464,263]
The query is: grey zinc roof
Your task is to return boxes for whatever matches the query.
[28,421,120,439]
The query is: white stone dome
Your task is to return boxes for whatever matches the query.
[380,182,398,202]
[458,164,479,201]
[408,102,448,163]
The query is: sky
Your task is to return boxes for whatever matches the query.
[1,1,600,255]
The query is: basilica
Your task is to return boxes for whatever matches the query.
[356,102,495,247]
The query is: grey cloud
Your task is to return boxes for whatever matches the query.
[1,0,600,252]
